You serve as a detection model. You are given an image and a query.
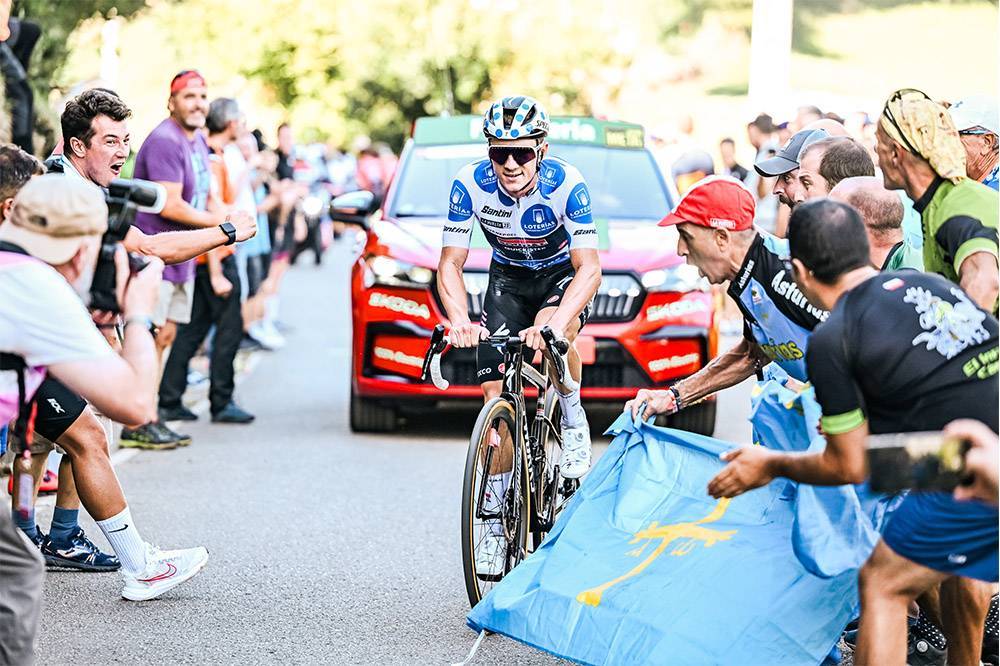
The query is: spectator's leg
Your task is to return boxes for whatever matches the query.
[56,408,126,520]
[856,540,946,666]
[0,508,43,665]
[208,257,244,414]
[940,576,992,665]
[159,271,214,411]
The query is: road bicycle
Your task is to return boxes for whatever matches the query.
[421,324,580,608]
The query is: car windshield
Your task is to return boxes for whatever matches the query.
[390,143,671,220]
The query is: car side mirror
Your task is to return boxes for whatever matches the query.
[329,190,379,229]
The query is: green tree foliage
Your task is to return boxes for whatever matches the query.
[12,0,148,145]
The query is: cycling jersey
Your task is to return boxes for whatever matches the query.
[443,157,598,270]
[912,176,998,293]
[727,232,828,382]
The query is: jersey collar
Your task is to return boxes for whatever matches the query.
[728,232,764,297]
[912,176,945,214]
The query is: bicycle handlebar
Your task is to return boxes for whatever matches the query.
[420,324,578,392]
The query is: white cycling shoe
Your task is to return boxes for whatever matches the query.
[560,423,592,479]
[121,543,209,601]
[476,528,506,579]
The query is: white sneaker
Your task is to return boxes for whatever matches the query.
[560,423,592,479]
[121,543,209,601]
[476,528,505,579]
[249,322,286,350]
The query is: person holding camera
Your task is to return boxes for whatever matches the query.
[2,87,255,573]
[0,174,209,602]
[706,199,997,666]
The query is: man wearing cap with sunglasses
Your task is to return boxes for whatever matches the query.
[753,126,831,213]
[949,95,999,192]
[625,175,826,422]
[438,96,602,573]
[876,88,998,313]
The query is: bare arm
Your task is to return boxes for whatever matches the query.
[769,423,869,486]
[157,181,225,229]
[958,251,999,312]
[437,246,472,326]
[675,336,765,404]
[123,212,256,265]
[547,249,601,332]
[707,423,869,498]
[46,258,165,426]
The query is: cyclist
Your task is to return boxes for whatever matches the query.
[437,96,601,573]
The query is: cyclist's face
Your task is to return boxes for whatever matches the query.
[489,138,546,194]
[675,223,727,284]
[772,169,805,208]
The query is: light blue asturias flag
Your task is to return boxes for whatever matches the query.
[749,377,901,577]
[467,410,860,666]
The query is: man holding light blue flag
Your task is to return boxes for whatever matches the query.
[467,409,860,665]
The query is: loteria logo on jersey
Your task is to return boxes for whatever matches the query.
[521,204,559,237]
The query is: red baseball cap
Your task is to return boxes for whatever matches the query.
[659,175,756,231]
[170,69,207,95]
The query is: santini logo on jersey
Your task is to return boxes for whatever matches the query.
[771,270,828,321]
[481,204,512,219]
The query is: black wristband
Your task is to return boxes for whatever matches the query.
[668,385,683,411]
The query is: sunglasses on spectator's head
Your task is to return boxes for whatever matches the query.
[958,128,991,136]
[881,88,931,155]
[488,145,539,167]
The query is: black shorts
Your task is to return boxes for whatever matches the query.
[476,260,591,384]
[33,377,87,442]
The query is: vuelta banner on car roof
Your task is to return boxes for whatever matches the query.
[412,116,645,149]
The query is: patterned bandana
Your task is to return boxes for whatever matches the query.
[880,90,967,184]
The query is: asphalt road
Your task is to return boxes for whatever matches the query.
[32,237,753,665]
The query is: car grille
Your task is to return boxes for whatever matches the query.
[447,271,644,324]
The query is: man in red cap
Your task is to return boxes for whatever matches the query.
[626,175,827,420]
[126,70,235,448]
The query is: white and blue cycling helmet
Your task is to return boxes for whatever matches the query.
[483,96,550,141]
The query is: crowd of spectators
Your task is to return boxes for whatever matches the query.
[0,59,397,660]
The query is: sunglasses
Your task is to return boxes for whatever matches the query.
[488,145,540,167]
[881,88,931,155]
[959,128,991,136]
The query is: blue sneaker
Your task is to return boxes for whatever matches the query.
[43,527,121,572]
[23,525,45,549]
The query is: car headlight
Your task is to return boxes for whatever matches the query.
[367,255,434,288]
[640,264,709,292]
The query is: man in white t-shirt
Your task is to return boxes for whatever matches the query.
[0,175,209,605]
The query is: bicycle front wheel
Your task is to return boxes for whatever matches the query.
[461,397,530,609]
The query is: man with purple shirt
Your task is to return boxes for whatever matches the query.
[124,70,233,449]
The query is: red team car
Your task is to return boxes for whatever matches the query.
[335,116,720,434]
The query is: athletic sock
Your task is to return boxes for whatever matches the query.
[13,506,37,540]
[48,506,79,543]
[96,507,147,575]
[484,472,512,537]
[557,387,585,429]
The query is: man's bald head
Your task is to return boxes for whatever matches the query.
[803,118,850,138]
[829,176,904,235]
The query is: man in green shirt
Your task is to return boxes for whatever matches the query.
[830,176,924,270]
[876,88,998,311]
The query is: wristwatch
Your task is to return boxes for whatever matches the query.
[124,315,156,335]
[219,221,237,246]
